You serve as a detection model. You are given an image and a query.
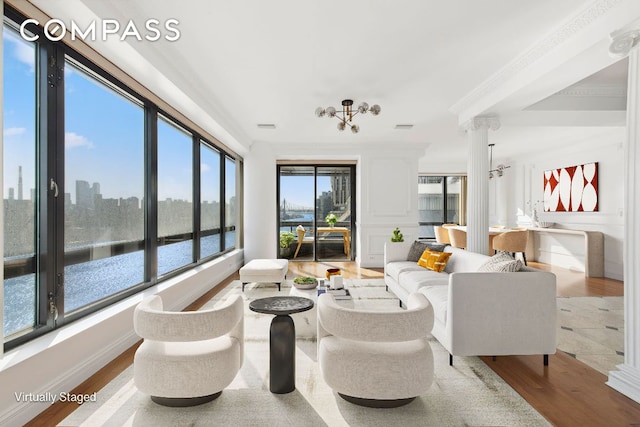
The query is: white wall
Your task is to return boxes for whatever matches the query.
[244,142,423,267]
[0,251,243,426]
[501,128,625,280]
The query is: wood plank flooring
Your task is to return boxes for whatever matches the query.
[26,260,640,426]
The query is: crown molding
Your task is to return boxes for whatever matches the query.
[450,0,623,117]
[609,18,640,57]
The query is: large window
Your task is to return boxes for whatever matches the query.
[2,7,240,349]
[2,24,37,338]
[418,175,466,239]
[224,156,236,250]
[157,116,194,276]
[200,143,221,259]
[63,59,145,313]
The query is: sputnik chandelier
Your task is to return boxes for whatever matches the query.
[315,99,381,133]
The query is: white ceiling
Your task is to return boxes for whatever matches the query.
[26,0,632,163]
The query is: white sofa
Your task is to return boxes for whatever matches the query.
[384,242,557,365]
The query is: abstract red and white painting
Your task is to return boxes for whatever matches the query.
[543,162,598,212]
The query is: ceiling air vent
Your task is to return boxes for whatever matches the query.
[257,124,276,129]
[394,124,414,130]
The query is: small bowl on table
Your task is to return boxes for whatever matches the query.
[293,276,318,290]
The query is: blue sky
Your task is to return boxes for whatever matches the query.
[3,25,220,204]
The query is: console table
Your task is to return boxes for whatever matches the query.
[524,227,604,277]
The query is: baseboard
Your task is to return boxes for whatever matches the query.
[607,364,640,404]
[0,331,137,426]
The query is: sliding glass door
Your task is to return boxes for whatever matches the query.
[277,165,355,261]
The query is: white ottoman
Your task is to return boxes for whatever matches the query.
[239,259,288,292]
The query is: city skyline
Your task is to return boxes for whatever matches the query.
[3,25,225,204]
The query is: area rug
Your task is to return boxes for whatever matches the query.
[60,279,551,426]
[556,296,624,375]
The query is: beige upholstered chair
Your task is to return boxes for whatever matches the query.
[317,292,434,407]
[492,230,529,265]
[293,225,314,258]
[133,294,244,407]
[448,228,467,249]
[434,226,451,244]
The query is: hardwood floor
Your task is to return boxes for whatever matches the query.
[26,260,640,426]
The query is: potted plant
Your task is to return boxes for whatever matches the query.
[279,231,295,257]
[390,227,404,242]
[325,213,338,227]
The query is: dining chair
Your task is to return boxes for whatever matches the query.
[492,230,529,265]
[293,225,314,258]
[448,228,467,249]
[434,226,451,244]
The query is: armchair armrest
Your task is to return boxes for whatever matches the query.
[134,294,244,343]
[317,293,433,343]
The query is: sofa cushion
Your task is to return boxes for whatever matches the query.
[420,286,449,325]
[417,249,452,272]
[399,270,449,294]
[386,261,424,283]
[406,241,447,262]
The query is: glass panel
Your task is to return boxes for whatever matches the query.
[224,157,236,250]
[157,116,193,275]
[278,166,314,260]
[3,25,38,337]
[418,176,444,239]
[446,176,462,224]
[64,59,145,312]
[316,166,352,260]
[200,143,221,258]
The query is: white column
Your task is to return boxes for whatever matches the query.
[606,22,640,403]
[463,116,500,255]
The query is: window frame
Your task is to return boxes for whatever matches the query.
[2,6,241,350]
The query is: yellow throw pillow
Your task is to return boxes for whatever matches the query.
[417,249,451,272]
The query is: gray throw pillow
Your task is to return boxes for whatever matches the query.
[406,241,428,262]
[406,241,446,262]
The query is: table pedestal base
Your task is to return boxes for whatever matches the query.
[270,314,296,393]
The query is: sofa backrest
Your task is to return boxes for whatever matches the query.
[443,246,491,273]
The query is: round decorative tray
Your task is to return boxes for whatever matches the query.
[293,276,318,289]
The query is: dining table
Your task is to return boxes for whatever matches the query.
[316,226,351,258]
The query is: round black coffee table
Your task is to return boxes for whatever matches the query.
[249,296,314,394]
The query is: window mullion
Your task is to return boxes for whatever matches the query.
[145,105,158,283]
[193,136,201,262]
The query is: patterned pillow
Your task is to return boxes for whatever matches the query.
[417,249,452,272]
[478,251,514,271]
[478,252,523,272]
[407,241,429,262]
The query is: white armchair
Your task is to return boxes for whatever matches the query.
[133,294,244,406]
[317,292,434,407]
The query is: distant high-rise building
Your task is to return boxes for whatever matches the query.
[18,165,23,201]
[9,188,15,200]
